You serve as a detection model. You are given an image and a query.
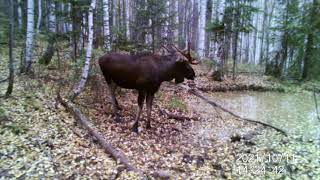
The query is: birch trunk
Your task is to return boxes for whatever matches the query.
[49,1,56,33]
[174,0,179,42]
[36,0,42,32]
[103,0,111,50]
[6,0,14,97]
[66,3,72,32]
[70,0,96,101]
[197,0,207,58]
[17,0,22,30]
[24,0,34,73]
[164,0,170,39]
[125,0,130,40]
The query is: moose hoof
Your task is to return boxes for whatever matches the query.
[146,123,151,129]
[116,106,122,111]
[132,123,139,133]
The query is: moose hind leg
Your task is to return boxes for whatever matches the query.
[146,93,154,129]
[132,91,145,133]
[108,81,121,122]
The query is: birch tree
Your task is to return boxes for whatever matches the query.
[103,0,111,50]
[48,1,56,33]
[70,0,96,101]
[125,0,130,40]
[24,0,34,73]
[197,0,207,58]
[17,0,22,30]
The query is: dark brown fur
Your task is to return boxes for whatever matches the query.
[99,52,196,133]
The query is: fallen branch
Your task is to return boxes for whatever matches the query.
[179,85,287,136]
[0,78,8,83]
[57,94,171,178]
[57,94,143,173]
[314,86,320,121]
[159,108,192,121]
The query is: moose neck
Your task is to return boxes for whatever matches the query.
[158,56,178,82]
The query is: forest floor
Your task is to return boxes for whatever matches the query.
[1,57,320,179]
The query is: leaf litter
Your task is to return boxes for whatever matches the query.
[0,63,319,179]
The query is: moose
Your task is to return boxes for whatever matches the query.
[98,43,198,133]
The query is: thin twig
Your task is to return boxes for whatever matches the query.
[314,86,320,121]
[0,78,8,83]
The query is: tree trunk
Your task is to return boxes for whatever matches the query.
[70,0,96,101]
[6,0,14,97]
[259,0,268,64]
[17,0,22,30]
[103,0,111,50]
[252,12,258,64]
[39,0,56,65]
[302,0,318,80]
[48,1,56,33]
[125,0,130,40]
[197,0,207,58]
[232,1,240,80]
[24,0,34,73]
[205,0,212,57]
[36,0,42,32]
[264,0,275,74]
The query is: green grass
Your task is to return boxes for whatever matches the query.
[168,96,187,111]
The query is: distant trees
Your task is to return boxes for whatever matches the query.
[265,0,320,80]
[302,0,319,80]
[0,0,318,82]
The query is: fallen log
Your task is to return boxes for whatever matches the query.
[57,93,171,179]
[179,85,287,136]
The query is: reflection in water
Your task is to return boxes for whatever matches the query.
[210,92,320,139]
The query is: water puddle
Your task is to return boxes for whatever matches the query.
[207,91,320,139]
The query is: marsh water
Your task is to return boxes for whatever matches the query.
[208,91,320,139]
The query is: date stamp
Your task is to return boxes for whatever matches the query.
[235,153,297,175]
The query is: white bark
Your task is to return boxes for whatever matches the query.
[174,0,179,41]
[48,2,56,33]
[17,0,22,30]
[163,0,170,38]
[146,19,152,45]
[36,0,42,32]
[67,3,72,32]
[25,0,34,72]
[103,0,111,50]
[71,0,96,101]
[197,0,207,58]
[125,0,130,40]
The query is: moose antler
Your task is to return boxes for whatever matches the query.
[170,44,188,56]
[169,42,199,65]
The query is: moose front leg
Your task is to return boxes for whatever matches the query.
[108,81,121,122]
[132,91,145,133]
[146,93,154,129]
